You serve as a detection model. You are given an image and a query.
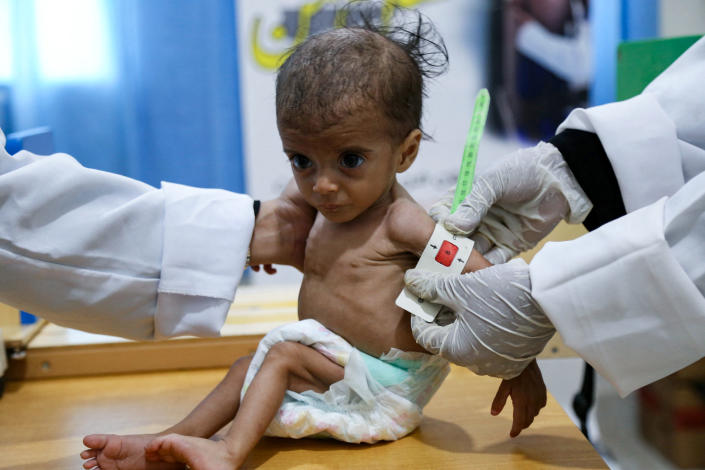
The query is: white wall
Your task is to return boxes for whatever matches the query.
[660,0,705,37]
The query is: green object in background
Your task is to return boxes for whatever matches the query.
[451,88,490,214]
[617,35,701,100]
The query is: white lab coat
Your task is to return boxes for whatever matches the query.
[530,36,705,396]
[0,129,254,340]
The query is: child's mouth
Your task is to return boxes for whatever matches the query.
[320,204,340,212]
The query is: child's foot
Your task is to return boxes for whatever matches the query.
[145,433,241,470]
[81,434,183,470]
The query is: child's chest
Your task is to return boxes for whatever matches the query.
[304,213,413,278]
[298,212,422,355]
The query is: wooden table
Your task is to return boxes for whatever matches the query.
[0,365,606,470]
[4,283,577,381]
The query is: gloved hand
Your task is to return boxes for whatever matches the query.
[405,259,555,379]
[430,142,591,264]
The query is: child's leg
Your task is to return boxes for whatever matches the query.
[146,341,345,470]
[164,354,255,437]
[81,354,253,470]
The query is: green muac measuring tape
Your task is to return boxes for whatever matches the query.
[450,88,490,213]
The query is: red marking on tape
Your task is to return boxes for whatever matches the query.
[435,240,458,266]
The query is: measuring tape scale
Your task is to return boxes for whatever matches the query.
[451,88,490,214]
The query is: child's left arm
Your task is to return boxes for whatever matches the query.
[388,199,490,272]
[389,200,548,437]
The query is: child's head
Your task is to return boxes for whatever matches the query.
[276,5,448,142]
[275,4,448,223]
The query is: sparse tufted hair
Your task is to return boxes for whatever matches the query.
[275,2,448,143]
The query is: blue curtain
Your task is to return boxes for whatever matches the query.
[1,0,246,193]
[589,0,659,106]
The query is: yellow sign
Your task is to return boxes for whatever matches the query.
[250,0,434,70]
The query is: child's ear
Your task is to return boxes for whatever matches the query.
[396,129,422,173]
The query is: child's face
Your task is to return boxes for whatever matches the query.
[279,111,420,223]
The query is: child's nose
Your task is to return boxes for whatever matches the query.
[313,173,338,194]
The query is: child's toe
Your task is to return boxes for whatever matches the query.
[83,433,109,449]
[80,448,98,459]
[81,456,98,469]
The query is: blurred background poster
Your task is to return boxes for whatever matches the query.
[235,0,659,206]
[488,0,592,142]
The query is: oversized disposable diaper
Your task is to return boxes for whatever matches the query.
[241,319,449,443]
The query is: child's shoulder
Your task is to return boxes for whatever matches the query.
[385,187,435,256]
[386,183,424,220]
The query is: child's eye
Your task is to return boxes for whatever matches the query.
[339,153,364,169]
[290,154,312,170]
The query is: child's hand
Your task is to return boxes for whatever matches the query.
[250,264,277,275]
[490,359,547,438]
[250,179,316,271]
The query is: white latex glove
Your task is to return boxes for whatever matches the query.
[430,142,591,264]
[405,259,555,379]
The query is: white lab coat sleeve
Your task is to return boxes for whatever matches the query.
[557,35,705,212]
[156,182,253,338]
[0,129,253,340]
[531,36,705,395]
[556,94,684,212]
[530,177,705,396]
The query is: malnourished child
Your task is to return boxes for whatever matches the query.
[81,8,547,470]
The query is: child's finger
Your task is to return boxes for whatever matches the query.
[511,403,528,437]
[81,457,97,469]
[263,264,277,274]
[491,381,510,415]
[511,412,535,438]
